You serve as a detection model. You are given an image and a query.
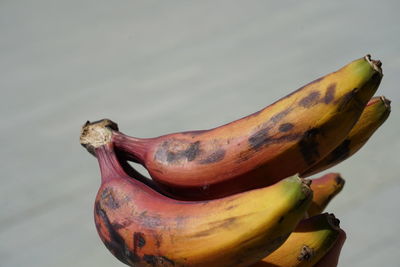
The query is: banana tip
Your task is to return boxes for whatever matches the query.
[300,177,313,198]
[327,213,341,230]
[365,54,383,76]
[380,96,391,109]
[334,174,345,188]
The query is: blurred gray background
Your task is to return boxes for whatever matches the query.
[1,1,399,266]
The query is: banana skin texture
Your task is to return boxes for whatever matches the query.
[314,228,346,267]
[81,124,313,267]
[252,213,341,267]
[302,95,391,177]
[107,55,383,199]
[307,173,345,217]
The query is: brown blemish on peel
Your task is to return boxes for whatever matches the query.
[335,88,365,112]
[299,128,320,165]
[139,211,163,228]
[271,108,292,123]
[199,149,226,164]
[248,126,301,151]
[324,83,336,104]
[154,140,202,164]
[276,77,324,104]
[153,233,163,248]
[112,220,133,230]
[299,91,321,108]
[297,245,314,261]
[143,254,175,266]
[95,202,139,265]
[167,141,200,162]
[279,123,294,132]
[225,204,237,210]
[248,127,270,150]
[134,232,146,248]
[101,188,120,210]
[325,139,351,165]
[235,149,255,163]
[190,217,237,238]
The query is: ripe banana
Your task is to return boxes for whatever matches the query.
[314,228,346,267]
[100,55,382,199]
[308,173,345,217]
[252,213,341,267]
[302,96,391,177]
[80,121,313,267]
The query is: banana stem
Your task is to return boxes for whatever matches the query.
[80,119,174,194]
[96,143,130,183]
[80,119,149,164]
[111,131,149,164]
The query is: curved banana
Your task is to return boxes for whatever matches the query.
[252,213,341,267]
[314,228,346,267]
[302,96,391,177]
[308,173,345,217]
[85,55,382,199]
[81,122,313,267]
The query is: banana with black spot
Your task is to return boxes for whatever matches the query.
[81,122,313,267]
[84,55,383,200]
[252,213,341,267]
[302,96,391,177]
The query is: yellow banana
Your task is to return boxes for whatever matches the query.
[90,55,382,200]
[314,228,346,267]
[302,96,391,177]
[252,213,341,267]
[81,122,313,267]
[308,173,345,217]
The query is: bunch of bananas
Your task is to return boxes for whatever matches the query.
[80,55,390,267]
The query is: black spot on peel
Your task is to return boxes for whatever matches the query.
[101,187,120,210]
[299,91,321,108]
[245,108,293,151]
[273,77,324,105]
[279,123,294,132]
[134,232,146,248]
[271,108,292,123]
[155,140,201,164]
[278,216,284,223]
[143,254,175,266]
[248,126,302,151]
[299,128,321,166]
[324,83,336,104]
[199,149,226,164]
[112,220,133,230]
[325,139,351,165]
[336,89,358,112]
[167,141,200,162]
[95,202,172,266]
[248,127,270,150]
[95,202,139,265]
[298,245,314,261]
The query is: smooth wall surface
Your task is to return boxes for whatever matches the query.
[1,1,399,266]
